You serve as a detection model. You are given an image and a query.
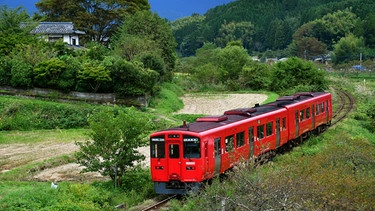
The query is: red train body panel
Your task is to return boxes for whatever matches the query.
[150,92,332,194]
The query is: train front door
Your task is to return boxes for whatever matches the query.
[167,143,182,180]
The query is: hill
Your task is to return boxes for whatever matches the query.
[171,0,375,57]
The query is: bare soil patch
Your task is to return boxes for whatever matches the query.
[176,93,267,115]
[1,93,267,182]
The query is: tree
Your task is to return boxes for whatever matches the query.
[239,61,271,90]
[114,11,177,73]
[332,34,365,64]
[35,0,150,44]
[77,61,111,92]
[111,59,159,97]
[214,21,254,50]
[217,43,250,80]
[363,14,375,48]
[270,57,327,94]
[0,6,36,55]
[75,106,154,187]
[34,58,67,89]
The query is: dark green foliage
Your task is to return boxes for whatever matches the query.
[239,61,271,90]
[34,58,67,89]
[332,34,365,64]
[0,6,36,55]
[111,59,159,97]
[366,102,375,133]
[77,61,112,93]
[115,11,177,72]
[171,0,375,57]
[137,52,166,77]
[10,59,33,88]
[0,56,12,85]
[0,97,93,131]
[270,57,327,94]
[85,42,110,61]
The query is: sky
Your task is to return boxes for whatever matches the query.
[0,0,234,21]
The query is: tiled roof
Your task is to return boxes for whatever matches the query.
[30,22,85,35]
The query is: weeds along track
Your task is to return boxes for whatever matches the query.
[332,88,355,126]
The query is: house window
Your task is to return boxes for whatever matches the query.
[72,38,77,45]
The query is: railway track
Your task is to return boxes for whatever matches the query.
[332,88,355,125]
[141,195,178,211]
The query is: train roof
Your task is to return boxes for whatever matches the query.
[160,92,329,134]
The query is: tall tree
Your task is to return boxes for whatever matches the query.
[0,6,36,55]
[35,0,150,45]
[75,106,154,188]
[113,11,177,75]
[332,34,365,64]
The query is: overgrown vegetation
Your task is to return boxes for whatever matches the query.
[0,96,94,131]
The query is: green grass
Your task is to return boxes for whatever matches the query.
[0,128,87,144]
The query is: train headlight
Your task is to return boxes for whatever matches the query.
[155,166,164,170]
[186,166,195,170]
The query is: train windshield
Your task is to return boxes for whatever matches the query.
[150,136,165,158]
[183,136,201,158]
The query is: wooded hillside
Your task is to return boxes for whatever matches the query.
[171,0,375,58]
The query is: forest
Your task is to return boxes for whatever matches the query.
[0,0,374,98]
[172,0,375,59]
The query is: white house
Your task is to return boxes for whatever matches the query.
[30,22,85,46]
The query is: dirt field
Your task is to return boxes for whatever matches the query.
[1,93,267,182]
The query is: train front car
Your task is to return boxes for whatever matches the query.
[150,130,204,194]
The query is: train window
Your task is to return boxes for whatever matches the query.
[169,144,180,158]
[183,137,201,158]
[266,122,273,136]
[225,135,234,152]
[300,110,304,121]
[282,117,286,130]
[306,108,310,119]
[321,103,325,113]
[150,137,165,158]
[248,127,254,143]
[257,125,264,140]
[236,131,245,147]
[316,104,320,115]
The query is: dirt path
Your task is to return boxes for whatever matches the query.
[1,93,267,182]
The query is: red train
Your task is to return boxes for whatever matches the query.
[150,92,332,194]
